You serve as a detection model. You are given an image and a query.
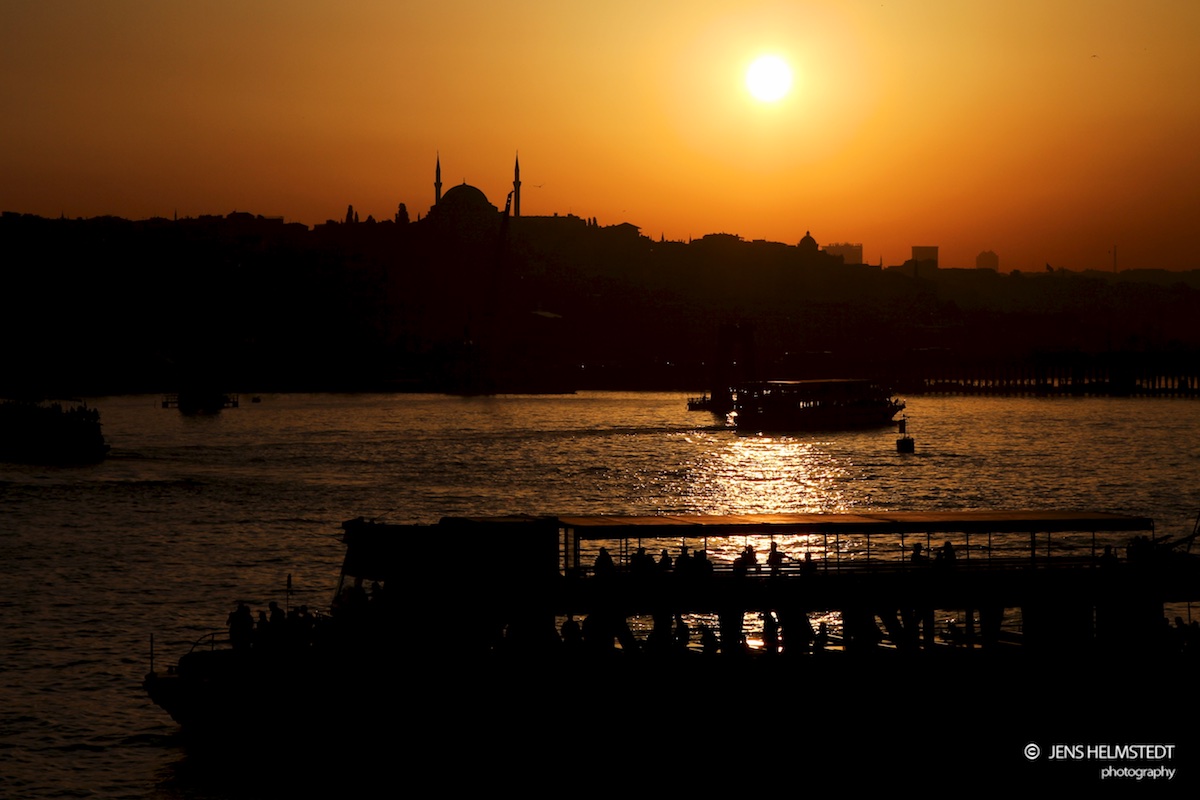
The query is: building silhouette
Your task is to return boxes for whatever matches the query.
[823,242,863,265]
[513,154,521,218]
[434,153,443,205]
[976,250,999,271]
[428,153,522,220]
[798,230,819,255]
[912,245,938,268]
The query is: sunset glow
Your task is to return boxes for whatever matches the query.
[2,1,1198,270]
[745,55,792,102]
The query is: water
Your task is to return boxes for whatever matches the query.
[2,392,1199,796]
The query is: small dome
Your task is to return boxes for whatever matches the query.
[798,230,818,252]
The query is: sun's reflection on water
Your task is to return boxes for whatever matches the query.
[561,428,934,655]
[684,434,854,515]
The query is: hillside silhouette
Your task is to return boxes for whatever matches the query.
[3,209,1199,396]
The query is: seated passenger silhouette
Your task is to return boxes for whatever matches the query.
[658,548,673,572]
[674,613,690,651]
[593,547,615,578]
[814,622,829,653]
[761,611,780,655]
[561,615,582,650]
[631,546,656,578]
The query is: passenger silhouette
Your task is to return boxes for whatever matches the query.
[561,615,582,651]
[733,545,757,577]
[581,613,609,652]
[761,611,779,655]
[675,545,692,580]
[814,622,830,653]
[227,602,254,651]
[767,541,790,575]
[593,547,615,578]
[658,548,673,572]
[647,615,674,653]
[631,546,656,578]
[674,613,690,651]
[255,610,269,647]
[699,622,719,655]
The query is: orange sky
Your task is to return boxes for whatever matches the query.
[3,1,1198,271]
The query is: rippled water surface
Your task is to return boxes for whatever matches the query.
[2,392,1199,797]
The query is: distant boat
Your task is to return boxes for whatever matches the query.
[686,390,733,416]
[162,390,239,414]
[0,398,110,464]
[731,379,904,432]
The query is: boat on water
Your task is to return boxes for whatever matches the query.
[686,389,734,416]
[161,390,239,414]
[144,509,1200,747]
[731,378,904,432]
[0,398,110,464]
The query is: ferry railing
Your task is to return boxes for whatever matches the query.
[186,631,228,654]
[147,630,228,676]
[568,528,1142,579]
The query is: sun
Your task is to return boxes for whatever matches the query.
[745,55,793,102]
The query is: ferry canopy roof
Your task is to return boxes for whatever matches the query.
[543,510,1154,540]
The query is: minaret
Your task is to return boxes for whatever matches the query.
[513,153,521,218]
[434,153,443,206]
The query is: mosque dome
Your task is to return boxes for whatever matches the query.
[424,182,501,237]
[435,183,497,217]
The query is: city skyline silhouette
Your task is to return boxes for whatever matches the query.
[2,3,1198,272]
[4,200,1199,398]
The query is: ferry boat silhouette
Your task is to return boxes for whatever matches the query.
[144,509,1200,758]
